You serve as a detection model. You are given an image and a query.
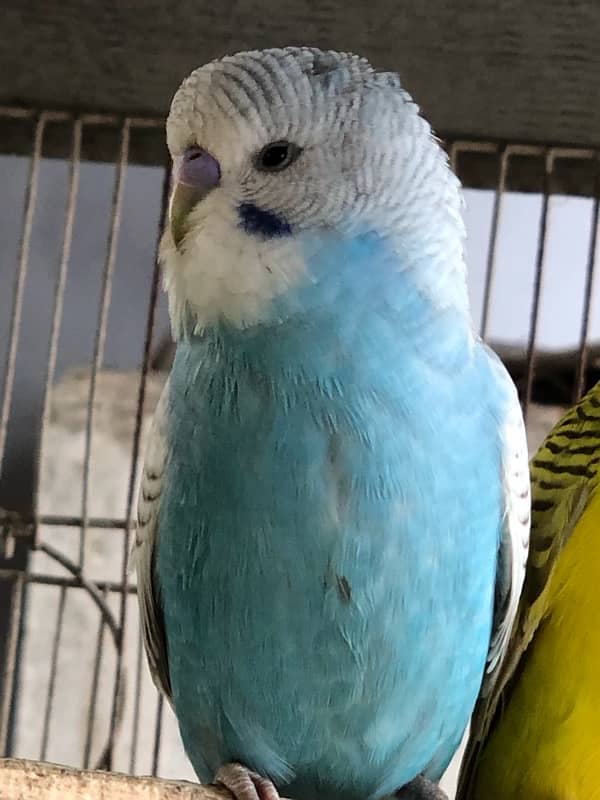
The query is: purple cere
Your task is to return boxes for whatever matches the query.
[179,146,221,190]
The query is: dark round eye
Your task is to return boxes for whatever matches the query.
[255,141,301,172]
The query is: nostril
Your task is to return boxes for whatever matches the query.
[186,146,204,161]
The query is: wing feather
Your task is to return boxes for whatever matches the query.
[132,380,172,701]
[457,382,600,799]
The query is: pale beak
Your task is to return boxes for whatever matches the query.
[169,146,221,247]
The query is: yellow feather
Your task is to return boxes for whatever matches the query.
[458,384,600,800]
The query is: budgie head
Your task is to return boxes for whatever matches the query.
[161,47,467,336]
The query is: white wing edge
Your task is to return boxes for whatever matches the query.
[131,378,173,701]
[484,350,531,683]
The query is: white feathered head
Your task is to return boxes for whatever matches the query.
[161,47,465,334]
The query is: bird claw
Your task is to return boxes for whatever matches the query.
[395,775,449,800]
[215,762,281,800]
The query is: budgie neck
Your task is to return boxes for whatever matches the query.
[174,208,470,321]
[173,229,474,382]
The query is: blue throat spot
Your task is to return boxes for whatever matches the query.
[238,202,292,239]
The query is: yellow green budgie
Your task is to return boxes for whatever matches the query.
[457,384,600,799]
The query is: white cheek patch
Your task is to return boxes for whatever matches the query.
[160,193,309,334]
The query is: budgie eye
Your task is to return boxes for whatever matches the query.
[255,141,302,172]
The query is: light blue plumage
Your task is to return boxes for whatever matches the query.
[134,48,530,800]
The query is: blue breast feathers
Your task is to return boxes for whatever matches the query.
[155,229,509,800]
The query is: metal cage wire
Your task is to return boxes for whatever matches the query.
[0,105,599,780]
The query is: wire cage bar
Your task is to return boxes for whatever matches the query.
[1,105,600,781]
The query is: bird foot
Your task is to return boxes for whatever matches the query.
[395,775,449,800]
[215,762,281,800]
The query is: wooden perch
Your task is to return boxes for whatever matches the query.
[0,758,232,800]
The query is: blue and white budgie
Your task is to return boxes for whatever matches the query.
[134,47,530,800]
